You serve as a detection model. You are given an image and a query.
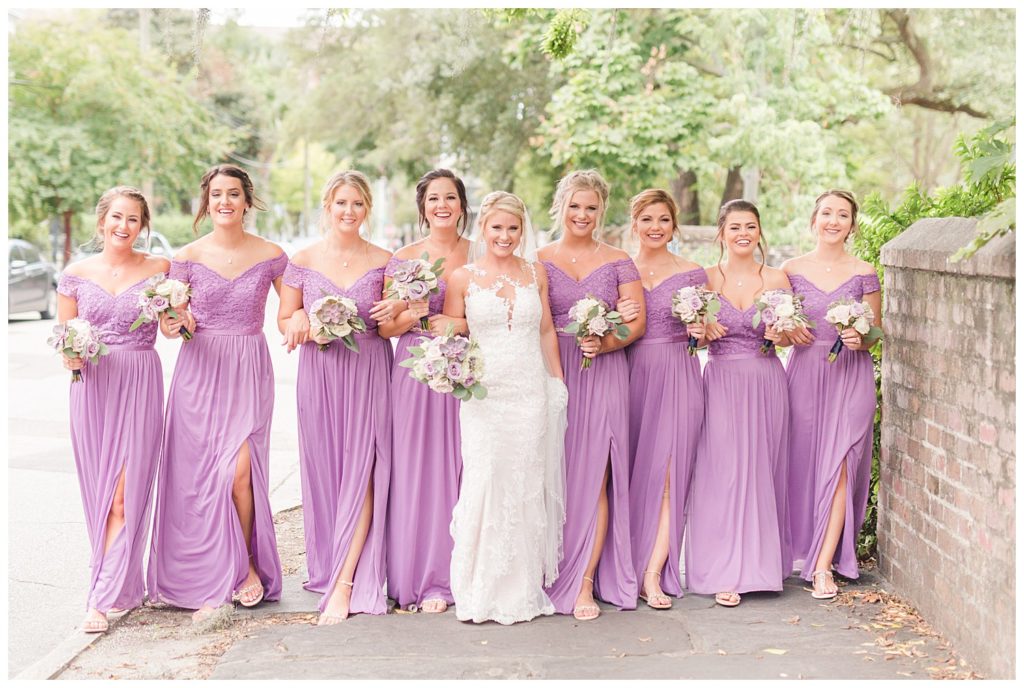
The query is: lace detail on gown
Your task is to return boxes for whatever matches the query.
[57,273,158,347]
[449,260,568,624]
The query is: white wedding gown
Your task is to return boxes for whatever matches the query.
[450,261,568,624]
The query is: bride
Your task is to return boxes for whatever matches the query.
[443,191,568,624]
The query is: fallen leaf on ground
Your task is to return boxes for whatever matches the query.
[638,637,652,642]
[786,615,800,624]
[763,648,788,655]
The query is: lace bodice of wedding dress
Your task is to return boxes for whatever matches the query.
[449,260,567,625]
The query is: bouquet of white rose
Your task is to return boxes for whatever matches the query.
[130,273,192,340]
[309,294,367,353]
[563,295,629,370]
[672,286,721,356]
[47,318,111,382]
[752,289,813,354]
[824,298,882,362]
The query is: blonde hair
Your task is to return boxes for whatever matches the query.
[320,170,373,233]
[478,191,527,230]
[549,169,610,236]
[94,186,151,246]
[630,188,679,233]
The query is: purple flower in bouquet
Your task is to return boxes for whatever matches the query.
[48,318,111,382]
[309,294,367,353]
[399,326,487,401]
[130,274,192,340]
[386,252,445,330]
[752,289,813,354]
[824,297,881,362]
[671,286,721,355]
[563,294,630,370]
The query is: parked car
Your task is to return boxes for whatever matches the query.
[68,230,175,264]
[8,239,58,319]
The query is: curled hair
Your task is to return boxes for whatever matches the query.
[715,198,768,289]
[320,170,373,233]
[93,186,151,248]
[810,189,859,239]
[415,168,469,236]
[630,188,679,238]
[549,169,610,236]
[192,164,267,235]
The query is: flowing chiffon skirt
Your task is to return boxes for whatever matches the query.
[70,347,163,612]
[385,331,462,608]
[147,330,282,609]
[544,335,637,613]
[787,340,876,580]
[626,336,703,598]
[685,353,791,594]
[296,333,392,614]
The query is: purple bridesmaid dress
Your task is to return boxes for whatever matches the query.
[384,257,461,609]
[626,267,707,598]
[57,273,163,613]
[541,258,641,613]
[786,272,880,581]
[684,292,792,594]
[284,263,392,615]
[147,254,286,610]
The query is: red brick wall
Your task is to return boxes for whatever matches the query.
[879,217,1015,679]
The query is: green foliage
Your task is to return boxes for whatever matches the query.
[8,18,233,228]
[857,354,883,561]
[542,9,590,59]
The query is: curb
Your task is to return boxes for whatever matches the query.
[13,608,133,680]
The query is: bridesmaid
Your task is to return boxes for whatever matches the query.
[277,170,398,624]
[538,169,645,620]
[684,199,793,607]
[147,164,286,623]
[625,189,706,610]
[56,187,168,632]
[782,190,882,599]
[381,168,471,614]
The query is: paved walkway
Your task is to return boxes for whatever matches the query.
[50,508,977,680]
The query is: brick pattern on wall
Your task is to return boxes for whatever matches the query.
[879,218,1015,679]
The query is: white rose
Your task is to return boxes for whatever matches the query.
[828,304,851,326]
[588,315,609,335]
[154,281,174,297]
[853,318,871,335]
[775,302,795,318]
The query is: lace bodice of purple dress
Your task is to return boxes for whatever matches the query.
[170,253,287,333]
[788,272,882,336]
[709,294,773,356]
[542,258,642,330]
[384,256,449,316]
[283,263,386,332]
[57,273,159,347]
[642,268,708,338]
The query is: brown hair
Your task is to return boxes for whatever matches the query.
[630,188,679,238]
[93,186,151,247]
[320,170,373,233]
[549,169,610,236]
[715,199,768,289]
[415,168,469,236]
[192,164,267,235]
[810,189,859,239]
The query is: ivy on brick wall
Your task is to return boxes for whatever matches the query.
[850,118,1015,561]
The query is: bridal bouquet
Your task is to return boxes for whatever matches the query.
[399,327,487,401]
[309,294,367,353]
[672,286,721,356]
[563,295,630,370]
[130,273,192,340]
[387,252,445,330]
[47,318,111,383]
[824,298,882,362]
[752,290,813,354]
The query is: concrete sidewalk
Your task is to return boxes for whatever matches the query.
[51,507,979,680]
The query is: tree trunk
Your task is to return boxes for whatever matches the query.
[741,167,761,203]
[720,166,744,207]
[62,209,73,267]
[671,170,700,225]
